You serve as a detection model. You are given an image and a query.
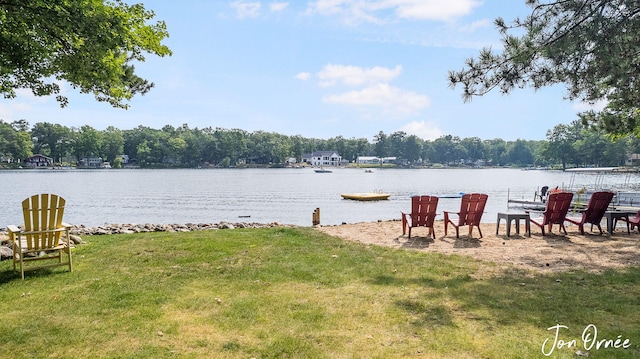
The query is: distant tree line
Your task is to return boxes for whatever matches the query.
[0,120,638,169]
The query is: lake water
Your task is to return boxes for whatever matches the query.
[0,168,637,227]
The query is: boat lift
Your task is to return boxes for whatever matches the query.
[508,167,640,211]
[565,167,640,191]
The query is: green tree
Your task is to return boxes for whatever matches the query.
[507,139,534,166]
[448,0,640,136]
[74,125,102,161]
[167,137,187,163]
[404,135,423,164]
[12,129,33,160]
[1,1,171,108]
[421,141,435,164]
[483,139,508,166]
[177,125,205,166]
[574,130,609,167]
[136,140,152,165]
[214,128,248,165]
[389,131,407,159]
[123,125,152,161]
[603,138,629,166]
[0,120,32,161]
[544,121,582,169]
[0,121,14,159]
[247,131,289,165]
[460,137,485,162]
[373,131,391,158]
[432,135,466,165]
[31,122,72,162]
[102,126,125,163]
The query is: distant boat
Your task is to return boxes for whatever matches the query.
[315,168,332,173]
[341,192,390,201]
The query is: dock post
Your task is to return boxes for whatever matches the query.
[312,208,320,226]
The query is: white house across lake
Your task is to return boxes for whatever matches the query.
[302,151,342,167]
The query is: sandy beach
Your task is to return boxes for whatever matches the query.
[315,219,640,274]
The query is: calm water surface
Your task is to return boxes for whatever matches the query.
[1,168,637,227]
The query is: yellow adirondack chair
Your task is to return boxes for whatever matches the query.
[6,194,73,279]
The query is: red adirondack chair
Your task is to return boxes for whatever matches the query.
[401,195,439,238]
[529,191,574,235]
[443,193,488,238]
[565,191,614,234]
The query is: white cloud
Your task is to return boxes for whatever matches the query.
[322,83,429,115]
[270,2,289,12]
[0,101,31,120]
[294,72,311,81]
[400,120,443,141]
[307,0,481,23]
[302,63,428,118]
[317,64,402,87]
[231,1,261,18]
[0,88,55,120]
[308,0,348,15]
[458,19,491,33]
[392,0,480,21]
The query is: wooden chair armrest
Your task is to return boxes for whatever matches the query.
[564,217,580,225]
[7,225,21,234]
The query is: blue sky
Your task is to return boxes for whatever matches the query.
[0,1,599,141]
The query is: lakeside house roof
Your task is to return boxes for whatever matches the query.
[311,150,339,156]
[26,154,53,161]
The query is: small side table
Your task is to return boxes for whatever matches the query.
[604,211,631,234]
[496,212,531,237]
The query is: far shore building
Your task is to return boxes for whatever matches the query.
[356,156,402,165]
[356,156,381,165]
[78,156,103,168]
[307,151,342,167]
[627,153,640,167]
[301,153,312,165]
[25,154,53,167]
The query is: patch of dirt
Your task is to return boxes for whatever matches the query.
[315,220,640,274]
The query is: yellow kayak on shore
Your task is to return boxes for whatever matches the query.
[341,193,390,201]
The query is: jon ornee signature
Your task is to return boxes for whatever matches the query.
[542,324,631,356]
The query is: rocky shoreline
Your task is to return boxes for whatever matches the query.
[66,221,294,236]
[0,221,294,260]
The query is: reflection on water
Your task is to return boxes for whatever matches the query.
[0,168,636,227]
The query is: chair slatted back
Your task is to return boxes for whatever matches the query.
[21,194,66,250]
[458,193,488,226]
[410,195,439,227]
[582,191,615,224]
[544,192,573,225]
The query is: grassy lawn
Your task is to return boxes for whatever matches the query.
[0,227,638,358]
